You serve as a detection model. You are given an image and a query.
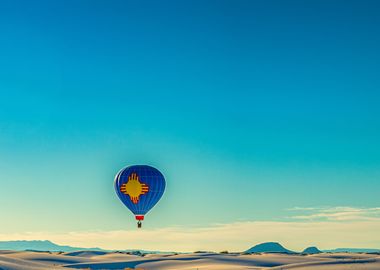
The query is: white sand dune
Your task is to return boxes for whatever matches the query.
[0,251,61,270]
[0,250,379,270]
[63,251,109,257]
[271,255,380,270]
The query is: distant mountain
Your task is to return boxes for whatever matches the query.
[323,248,380,253]
[0,240,105,252]
[245,242,296,254]
[302,246,322,254]
[0,240,171,254]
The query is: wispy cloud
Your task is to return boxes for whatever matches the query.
[289,206,380,221]
[287,207,320,211]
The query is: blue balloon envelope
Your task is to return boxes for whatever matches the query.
[114,165,166,227]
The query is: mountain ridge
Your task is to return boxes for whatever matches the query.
[0,240,104,252]
[245,242,380,254]
[0,240,171,254]
[323,248,380,253]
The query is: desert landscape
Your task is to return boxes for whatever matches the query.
[0,241,380,270]
[0,249,380,270]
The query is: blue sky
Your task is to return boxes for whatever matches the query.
[0,0,379,250]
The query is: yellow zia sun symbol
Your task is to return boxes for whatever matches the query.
[120,173,149,204]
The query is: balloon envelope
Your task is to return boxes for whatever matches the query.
[114,165,165,220]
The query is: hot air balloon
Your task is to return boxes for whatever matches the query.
[114,165,166,228]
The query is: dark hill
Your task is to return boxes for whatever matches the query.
[302,246,322,254]
[245,242,296,254]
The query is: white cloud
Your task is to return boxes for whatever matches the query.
[289,206,380,221]
[287,207,321,211]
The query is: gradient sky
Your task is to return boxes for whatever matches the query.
[0,0,379,251]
